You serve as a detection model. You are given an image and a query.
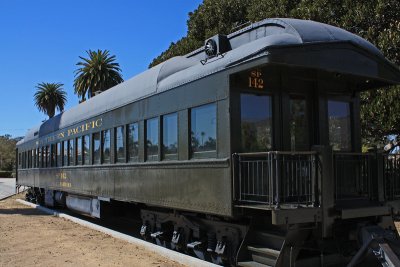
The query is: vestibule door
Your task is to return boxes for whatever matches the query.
[238,89,315,152]
[285,93,313,151]
[240,93,273,153]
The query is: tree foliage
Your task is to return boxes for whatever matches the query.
[149,0,400,148]
[34,82,67,119]
[0,135,18,171]
[74,49,123,102]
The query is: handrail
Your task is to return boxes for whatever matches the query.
[333,152,375,156]
[234,150,400,208]
[234,151,317,157]
[333,152,374,201]
[233,151,318,207]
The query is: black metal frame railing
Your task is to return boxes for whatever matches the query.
[233,151,318,208]
[234,150,400,209]
[333,152,374,201]
[384,154,400,201]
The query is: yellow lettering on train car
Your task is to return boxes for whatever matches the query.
[248,69,264,89]
[60,181,71,188]
[41,118,104,143]
[95,118,102,127]
[66,118,103,137]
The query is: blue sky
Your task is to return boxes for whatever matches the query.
[0,0,202,137]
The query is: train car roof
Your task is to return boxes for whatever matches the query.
[18,18,400,146]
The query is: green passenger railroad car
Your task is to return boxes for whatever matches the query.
[17,18,400,266]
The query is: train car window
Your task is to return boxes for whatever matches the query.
[68,139,74,166]
[28,150,31,168]
[22,151,25,169]
[146,117,159,161]
[46,146,51,168]
[190,103,217,157]
[240,94,272,152]
[33,149,36,168]
[328,100,352,151]
[18,153,21,168]
[46,145,50,168]
[42,148,44,168]
[36,148,39,168]
[83,135,90,165]
[162,113,178,160]
[26,150,28,168]
[57,143,61,167]
[127,123,139,162]
[115,126,125,163]
[36,147,42,168]
[39,147,45,168]
[38,148,41,168]
[76,137,82,165]
[51,144,57,167]
[32,150,34,168]
[289,95,309,151]
[93,132,101,164]
[63,140,68,166]
[102,130,111,164]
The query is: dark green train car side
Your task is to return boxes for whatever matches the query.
[16,18,400,266]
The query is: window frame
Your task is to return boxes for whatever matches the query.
[56,142,62,167]
[83,135,90,165]
[327,98,354,152]
[127,122,139,162]
[162,112,178,161]
[115,126,126,163]
[101,129,111,164]
[145,117,160,162]
[76,137,82,165]
[93,132,101,165]
[190,103,217,159]
[68,139,74,166]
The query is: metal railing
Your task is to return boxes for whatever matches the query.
[384,154,400,201]
[233,151,318,208]
[234,150,400,209]
[333,152,374,201]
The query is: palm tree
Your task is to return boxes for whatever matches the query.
[74,49,123,102]
[34,82,67,119]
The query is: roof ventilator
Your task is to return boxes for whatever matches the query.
[201,34,231,65]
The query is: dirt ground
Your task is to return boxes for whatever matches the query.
[0,194,186,267]
[2,194,400,267]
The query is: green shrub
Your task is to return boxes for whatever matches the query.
[0,170,13,178]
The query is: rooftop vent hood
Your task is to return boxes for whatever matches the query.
[204,34,231,60]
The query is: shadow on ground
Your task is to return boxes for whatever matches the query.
[0,208,49,216]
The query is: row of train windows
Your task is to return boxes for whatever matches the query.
[19,103,217,169]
